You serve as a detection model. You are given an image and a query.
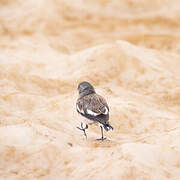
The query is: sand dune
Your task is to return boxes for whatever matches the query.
[0,0,180,179]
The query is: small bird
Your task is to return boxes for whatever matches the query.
[76,81,113,140]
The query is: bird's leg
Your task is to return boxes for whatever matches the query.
[77,122,88,139]
[96,126,106,141]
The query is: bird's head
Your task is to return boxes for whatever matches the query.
[77,81,95,97]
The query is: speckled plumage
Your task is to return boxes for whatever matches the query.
[76,93,109,125]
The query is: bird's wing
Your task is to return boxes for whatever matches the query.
[83,94,109,116]
[76,98,84,114]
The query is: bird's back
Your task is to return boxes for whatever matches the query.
[76,93,109,124]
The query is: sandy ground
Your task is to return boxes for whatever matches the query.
[0,0,180,179]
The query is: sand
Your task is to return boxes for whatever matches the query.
[0,0,180,179]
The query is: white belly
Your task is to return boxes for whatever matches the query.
[83,117,97,125]
[78,114,98,125]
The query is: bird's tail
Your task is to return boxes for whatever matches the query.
[103,122,113,131]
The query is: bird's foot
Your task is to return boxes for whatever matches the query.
[77,122,88,139]
[77,122,88,130]
[96,137,107,141]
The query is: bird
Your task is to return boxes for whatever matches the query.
[76,81,113,140]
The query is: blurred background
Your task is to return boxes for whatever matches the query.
[1,0,180,54]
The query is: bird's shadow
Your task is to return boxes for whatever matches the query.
[82,138,118,148]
